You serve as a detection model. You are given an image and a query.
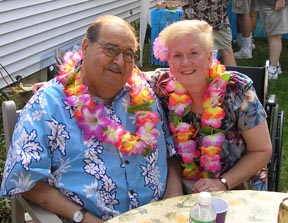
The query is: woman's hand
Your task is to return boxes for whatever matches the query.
[192,178,227,193]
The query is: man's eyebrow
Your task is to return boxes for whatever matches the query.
[102,42,118,48]
[104,42,134,51]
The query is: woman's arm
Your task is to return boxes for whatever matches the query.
[220,120,272,188]
[192,120,272,192]
[22,181,104,223]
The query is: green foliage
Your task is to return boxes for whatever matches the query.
[0,198,12,222]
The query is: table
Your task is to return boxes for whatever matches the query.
[106,190,288,223]
[150,8,183,66]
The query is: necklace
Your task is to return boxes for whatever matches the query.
[57,51,160,156]
[166,61,230,179]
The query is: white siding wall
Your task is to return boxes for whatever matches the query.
[0,0,155,89]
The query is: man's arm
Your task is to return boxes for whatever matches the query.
[22,181,104,223]
[163,155,183,199]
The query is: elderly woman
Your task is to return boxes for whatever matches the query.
[152,19,272,193]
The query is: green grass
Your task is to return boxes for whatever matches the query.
[141,37,288,193]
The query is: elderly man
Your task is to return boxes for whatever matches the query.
[1,15,182,223]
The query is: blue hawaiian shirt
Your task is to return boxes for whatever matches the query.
[0,77,175,220]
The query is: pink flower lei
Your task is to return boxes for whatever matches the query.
[57,51,160,156]
[166,60,231,179]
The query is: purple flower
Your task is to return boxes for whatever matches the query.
[78,104,111,141]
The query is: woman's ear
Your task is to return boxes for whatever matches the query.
[208,50,213,65]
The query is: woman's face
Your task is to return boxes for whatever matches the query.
[167,34,212,92]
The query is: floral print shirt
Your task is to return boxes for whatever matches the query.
[152,69,268,190]
[182,0,230,30]
[0,77,175,220]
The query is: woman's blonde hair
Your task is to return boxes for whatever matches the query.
[159,19,213,52]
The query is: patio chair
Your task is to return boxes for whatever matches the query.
[2,100,62,223]
[226,60,284,192]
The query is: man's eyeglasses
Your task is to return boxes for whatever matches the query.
[96,41,136,63]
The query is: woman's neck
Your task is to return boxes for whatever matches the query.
[189,94,204,115]
[187,84,208,115]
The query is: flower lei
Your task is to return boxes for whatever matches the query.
[166,61,230,179]
[57,51,160,156]
[153,37,231,178]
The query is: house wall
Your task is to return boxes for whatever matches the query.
[0,0,155,89]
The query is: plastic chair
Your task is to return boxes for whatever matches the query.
[2,100,62,223]
[226,60,284,192]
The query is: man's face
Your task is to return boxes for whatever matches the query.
[81,23,137,101]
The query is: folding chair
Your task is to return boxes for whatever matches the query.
[2,100,62,223]
[226,60,284,192]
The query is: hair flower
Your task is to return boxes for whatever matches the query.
[153,37,168,62]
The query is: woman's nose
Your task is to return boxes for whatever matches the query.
[182,55,191,65]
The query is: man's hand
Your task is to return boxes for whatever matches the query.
[32,82,47,93]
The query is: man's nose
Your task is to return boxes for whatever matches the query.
[113,52,125,65]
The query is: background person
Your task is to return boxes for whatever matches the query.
[1,15,183,223]
[232,0,258,59]
[257,0,288,79]
[182,0,237,66]
[152,19,272,193]
[234,6,258,50]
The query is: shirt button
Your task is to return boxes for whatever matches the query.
[125,160,130,164]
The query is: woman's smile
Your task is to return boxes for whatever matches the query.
[181,69,196,75]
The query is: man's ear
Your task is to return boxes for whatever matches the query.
[82,38,89,56]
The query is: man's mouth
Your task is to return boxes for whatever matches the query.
[108,64,122,73]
